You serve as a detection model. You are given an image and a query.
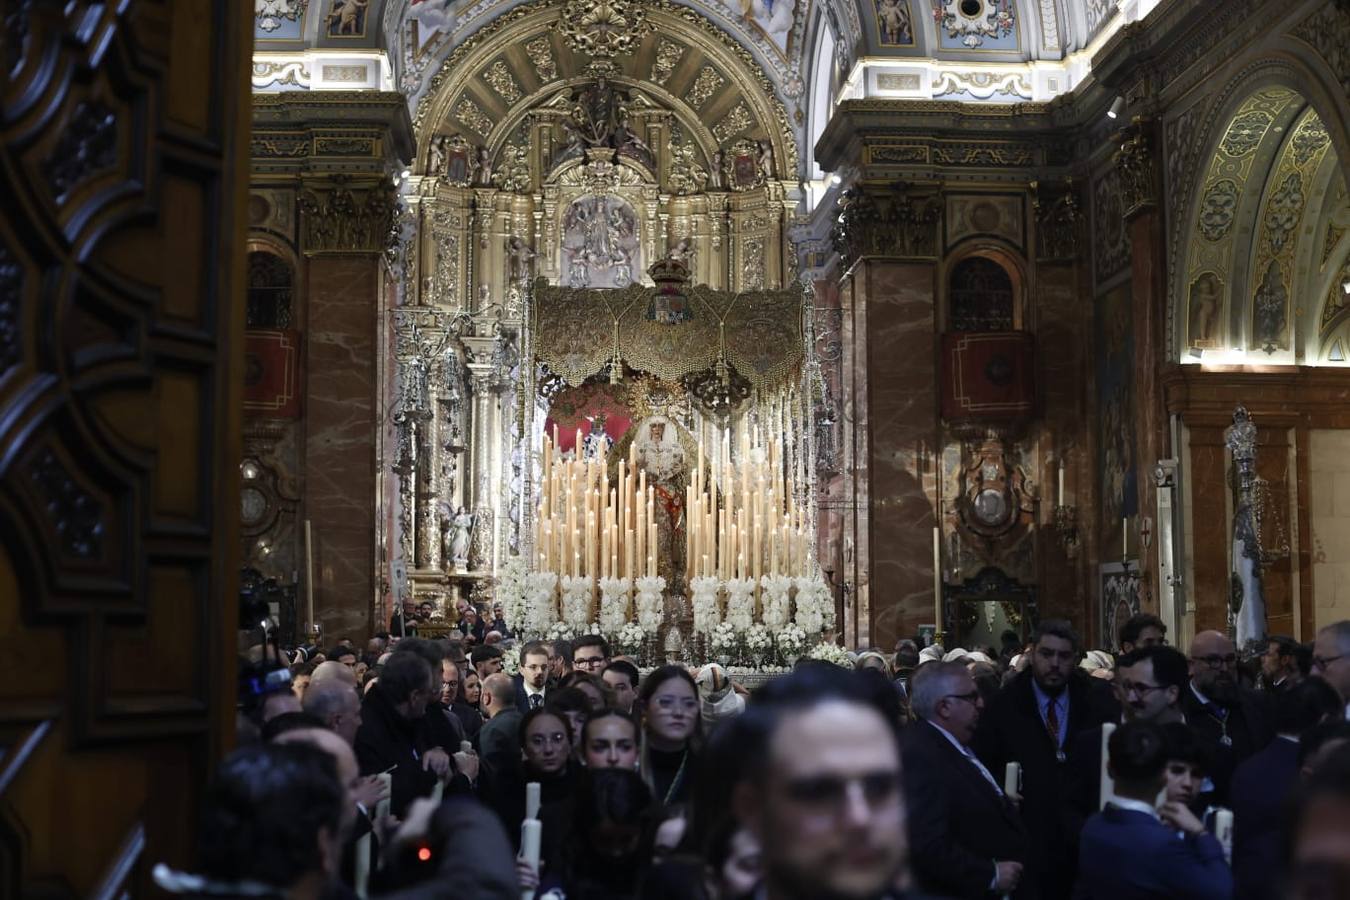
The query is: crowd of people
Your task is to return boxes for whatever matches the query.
[158,607,1350,899]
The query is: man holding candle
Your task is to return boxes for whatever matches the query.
[1076,720,1232,900]
[904,660,1031,898]
[973,620,1119,900]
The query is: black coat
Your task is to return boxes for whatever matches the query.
[1179,685,1274,805]
[491,762,578,878]
[903,720,1035,900]
[1231,735,1300,900]
[513,673,546,715]
[354,688,471,817]
[973,670,1119,900]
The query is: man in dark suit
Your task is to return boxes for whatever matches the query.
[1065,645,1190,818]
[905,661,1033,898]
[1181,629,1274,804]
[513,639,551,714]
[1231,677,1343,900]
[974,620,1118,900]
[477,672,524,780]
[1077,720,1232,900]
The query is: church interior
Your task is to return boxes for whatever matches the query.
[3,0,1350,893]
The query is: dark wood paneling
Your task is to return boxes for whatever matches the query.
[0,2,248,894]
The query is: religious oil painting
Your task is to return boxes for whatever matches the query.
[325,0,370,37]
[1100,562,1141,650]
[720,0,797,56]
[875,0,915,46]
[1096,283,1137,550]
[255,0,309,40]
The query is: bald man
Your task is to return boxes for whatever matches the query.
[1180,630,1274,804]
[304,679,363,746]
[275,727,380,890]
[310,659,358,688]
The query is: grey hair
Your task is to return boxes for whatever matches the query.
[1320,620,1350,654]
[301,679,356,723]
[910,661,971,720]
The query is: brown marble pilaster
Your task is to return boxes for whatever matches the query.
[251,93,412,640]
[843,259,938,651]
[1035,263,1090,625]
[1116,118,1167,611]
[305,256,381,638]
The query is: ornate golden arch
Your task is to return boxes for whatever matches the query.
[411,0,799,178]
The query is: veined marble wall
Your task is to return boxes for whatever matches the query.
[1309,429,1350,629]
[843,259,939,650]
[305,257,382,638]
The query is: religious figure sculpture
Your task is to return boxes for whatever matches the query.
[449,506,474,567]
[1188,272,1221,349]
[562,195,641,289]
[571,76,623,147]
[633,416,687,581]
[667,237,695,265]
[582,414,615,460]
[615,104,655,167]
[507,236,536,283]
[708,149,726,190]
[428,134,448,176]
[756,140,775,180]
[473,146,494,187]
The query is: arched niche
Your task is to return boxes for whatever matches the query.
[245,241,297,330]
[1169,52,1350,365]
[942,244,1027,333]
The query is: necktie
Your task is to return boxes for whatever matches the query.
[961,745,1004,797]
[1045,698,1060,746]
[530,693,543,709]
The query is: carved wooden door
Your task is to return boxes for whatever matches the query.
[0,4,249,894]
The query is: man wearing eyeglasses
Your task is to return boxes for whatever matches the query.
[905,661,1032,898]
[571,635,611,674]
[733,663,923,900]
[973,620,1118,900]
[1180,630,1274,805]
[1065,645,1191,818]
[1311,620,1350,718]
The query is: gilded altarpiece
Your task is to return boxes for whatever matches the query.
[386,0,801,614]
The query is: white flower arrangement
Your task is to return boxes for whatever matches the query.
[793,576,826,636]
[496,555,529,632]
[582,621,604,636]
[615,621,646,656]
[500,644,520,676]
[775,623,807,662]
[597,576,632,635]
[633,575,666,634]
[724,577,756,632]
[689,575,722,636]
[524,571,560,638]
[546,621,575,642]
[808,641,851,667]
[760,573,793,631]
[816,577,837,631]
[558,575,593,630]
[743,623,772,665]
[710,621,739,657]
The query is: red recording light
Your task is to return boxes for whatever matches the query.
[417,846,432,862]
